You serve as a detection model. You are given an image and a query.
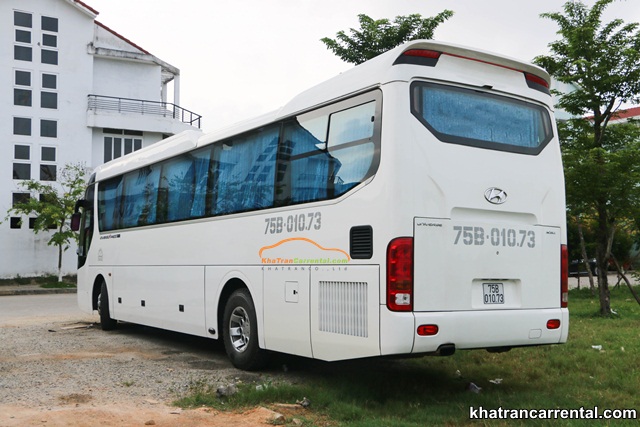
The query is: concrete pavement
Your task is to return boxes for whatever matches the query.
[0,284,76,297]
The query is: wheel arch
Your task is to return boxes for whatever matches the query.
[217,277,249,334]
[91,274,107,311]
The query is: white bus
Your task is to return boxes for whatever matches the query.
[73,40,569,370]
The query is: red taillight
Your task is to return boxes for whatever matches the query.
[524,72,550,89]
[394,49,442,66]
[402,49,441,59]
[417,324,439,336]
[561,245,568,308]
[547,319,561,330]
[525,72,551,94]
[387,237,413,312]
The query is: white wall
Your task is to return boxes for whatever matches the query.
[0,0,96,278]
[93,56,161,101]
[0,0,197,279]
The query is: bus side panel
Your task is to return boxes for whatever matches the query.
[263,267,313,358]
[310,266,380,361]
[379,308,415,356]
[76,268,94,314]
[112,266,206,337]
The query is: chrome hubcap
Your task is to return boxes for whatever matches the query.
[229,307,250,353]
[97,292,103,315]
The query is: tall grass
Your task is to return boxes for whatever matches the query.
[176,286,640,426]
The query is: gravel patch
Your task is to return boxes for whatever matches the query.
[0,318,266,409]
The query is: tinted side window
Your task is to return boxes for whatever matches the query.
[121,166,161,228]
[94,91,381,231]
[213,126,279,215]
[278,98,378,204]
[160,156,196,222]
[190,148,213,218]
[281,116,331,204]
[98,177,123,231]
[327,102,376,196]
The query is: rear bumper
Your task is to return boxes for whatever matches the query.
[411,308,569,354]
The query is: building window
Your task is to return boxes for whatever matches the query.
[15,29,31,43]
[15,70,31,86]
[42,73,56,89]
[103,129,143,162]
[41,147,56,161]
[40,165,57,181]
[11,193,32,229]
[14,145,30,160]
[40,120,57,138]
[42,34,57,48]
[41,49,58,65]
[13,117,31,136]
[13,163,31,180]
[40,146,57,181]
[41,92,57,109]
[29,218,37,229]
[13,193,31,205]
[14,46,32,62]
[14,88,32,106]
[14,11,32,28]
[41,16,58,32]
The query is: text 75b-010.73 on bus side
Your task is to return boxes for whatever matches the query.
[265,212,322,235]
[453,225,536,248]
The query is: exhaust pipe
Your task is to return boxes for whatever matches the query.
[436,343,456,356]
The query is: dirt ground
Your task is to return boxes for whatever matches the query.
[0,309,306,427]
[0,404,292,426]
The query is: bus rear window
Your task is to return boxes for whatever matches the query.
[411,82,553,155]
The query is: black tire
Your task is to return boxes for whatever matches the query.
[222,289,268,370]
[98,281,117,331]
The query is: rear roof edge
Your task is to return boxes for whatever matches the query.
[277,40,550,119]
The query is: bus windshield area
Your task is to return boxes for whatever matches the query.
[411,82,553,155]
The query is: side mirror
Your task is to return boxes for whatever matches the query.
[70,212,81,232]
[74,199,87,213]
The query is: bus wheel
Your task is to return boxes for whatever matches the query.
[222,289,267,370]
[97,281,117,331]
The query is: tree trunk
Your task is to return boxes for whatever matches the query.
[57,243,63,283]
[577,222,596,294]
[595,204,612,316]
[611,255,640,306]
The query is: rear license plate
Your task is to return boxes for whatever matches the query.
[483,283,504,304]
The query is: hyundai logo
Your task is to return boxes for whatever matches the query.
[484,187,508,204]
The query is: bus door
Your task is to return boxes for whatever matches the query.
[73,183,95,270]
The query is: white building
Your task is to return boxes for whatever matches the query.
[1,0,201,278]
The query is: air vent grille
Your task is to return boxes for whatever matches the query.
[350,225,373,259]
[318,281,368,337]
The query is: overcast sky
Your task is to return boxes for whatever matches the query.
[87,0,640,132]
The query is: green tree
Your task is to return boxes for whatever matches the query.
[535,0,640,315]
[4,163,88,282]
[321,11,454,65]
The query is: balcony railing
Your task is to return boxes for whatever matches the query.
[88,95,201,129]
